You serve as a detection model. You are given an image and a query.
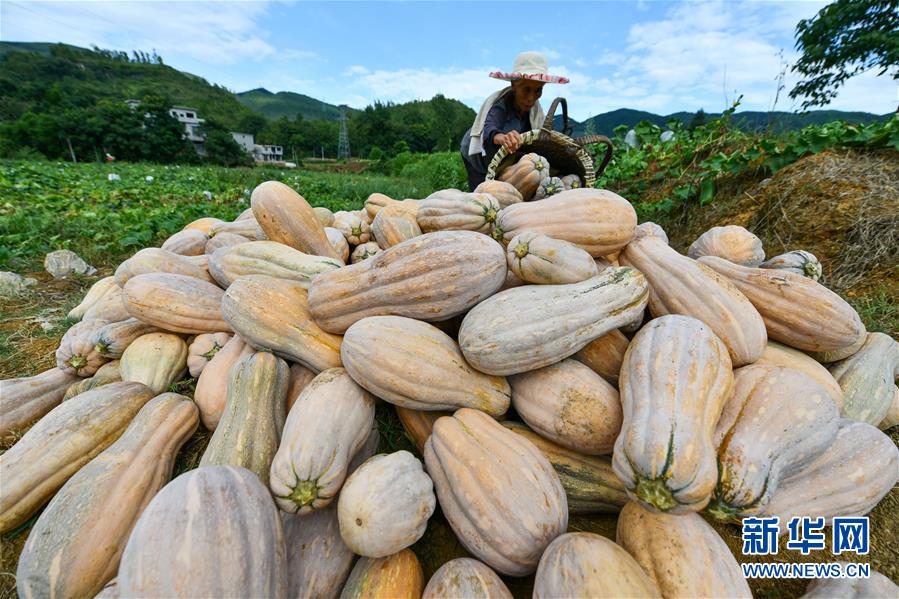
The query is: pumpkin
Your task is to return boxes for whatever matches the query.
[186,332,232,377]
[572,328,629,386]
[698,255,866,354]
[474,180,523,209]
[616,501,752,598]
[0,368,79,443]
[114,247,213,286]
[634,221,668,244]
[363,193,420,221]
[208,240,343,288]
[807,333,867,364]
[117,465,287,598]
[236,207,255,220]
[417,190,501,234]
[0,381,155,532]
[757,340,844,410]
[209,218,266,240]
[333,210,372,245]
[509,358,621,455]
[183,216,223,235]
[533,532,659,598]
[91,318,161,359]
[458,267,648,376]
[396,407,446,453]
[613,315,733,514]
[708,365,840,521]
[325,227,351,262]
[338,451,436,557]
[67,276,118,321]
[94,579,118,598]
[123,272,230,334]
[497,152,550,200]
[350,241,382,263]
[502,421,628,514]
[119,332,188,394]
[205,231,250,254]
[62,371,120,401]
[308,231,507,334]
[56,319,110,377]
[82,284,130,322]
[251,180,339,259]
[341,316,510,415]
[270,368,376,514]
[222,275,342,372]
[16,393,198,599]
[339,549,424,599]
[194,334,254,430]
[371,205,422,249]
[559,174,581,190]
[493,188,637,256]
[687,225,765,266]
[802,564,899,597]
[424,408,567,576]
[760,419,899,526]
[160,228,207,256]
[828,332,899,425]
[880,386,899,430]
[314,206,335,227]
[200,351,288,484]
[423,558,513,599]
[620,233,767,366]
[534,176,564,200]
[506,231,599,285]
[760,249,823,281]
[286,362,316,413]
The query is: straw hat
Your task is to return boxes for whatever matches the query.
[489,51,569,84]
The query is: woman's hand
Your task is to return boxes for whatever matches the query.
[494,131,523,153]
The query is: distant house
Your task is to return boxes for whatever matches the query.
[168,106,206,156]
[231,132,285,164]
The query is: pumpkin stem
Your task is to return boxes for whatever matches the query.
[490,226,504,242]
[287,480,321,509]
[634,476,678,512]
[513,242,530,259]
[201,344,223,360]
[706,497,740,522]
[68,355,88,370]
[94,340,109,355]
[485,208,497,223]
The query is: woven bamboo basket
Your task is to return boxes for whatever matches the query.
[485,97,613,189]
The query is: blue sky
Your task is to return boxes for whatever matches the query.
[2,1,896,120]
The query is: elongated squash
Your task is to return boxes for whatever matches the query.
[325,227,350,262]
[493,188,637,256]
[506,230,599,285]
[339,549,424,599]
[424,409,567,576]
[808,333,867,364]
[802,564,899,597]
[251,180,339,259]
[67,276,118,321]
[308,231,507,334]
[616,501,752,598]
[423,558,513,599]
[208,241,343,288]
[56,319,110,377]
[396,407,446,453]
[0,381,155,532]
[502,421,628,514]
[117,465,287,598]
[200,351,288,484]
[119,332,187,393]
[194,334,254,430]
[270,368,375,514]
[205,231,249,254]
[497,152,549,200]
[757,340,844,410]
[363,193,420,221]
[533,533,659,598]
[160,228,207,256]
[635,221,668,244]
[82,284,129,322]
[222,275,342,372]
[209,218,266,240]
[620,233,766,366]
[371,205,422,249]
[708,365,840,521]
[613,315,733,514]
[881,386,899,430]
[114,247,213,286]
[341,316,510,415]
[534,176,564,200]
[698,255,866,353]
[186,332,232,377]
[0,368,79,443]
[286,362,316,413]
[474,180,522,209]
[760,419,899,525]
[417,190,500,234]
[350,241,381,263]
[760,249,822,281]
[62,372,119,401]
[510,359,621,455]
[687,225,765,266]
[123,272,230,334]
[333,210,372,245]
[16,393,198,599]
[91,318,161,359]
[313,206,334,227]
[183,216,223,234]
[573,329,629,386]
[829,332,899,425]
[459,268,648,376]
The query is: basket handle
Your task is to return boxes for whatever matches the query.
[576,134,614,177]
[542,97,572,136]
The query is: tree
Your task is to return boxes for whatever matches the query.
[689,109,708,131]
[202,119,252,167]
[790,0,899,109]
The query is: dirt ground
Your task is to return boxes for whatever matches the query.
[1,148,897,598]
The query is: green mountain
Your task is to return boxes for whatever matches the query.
[236,88,351,121]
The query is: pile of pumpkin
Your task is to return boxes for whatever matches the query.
[2,163,899,598]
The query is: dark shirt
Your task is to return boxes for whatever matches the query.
[459,92,532,178]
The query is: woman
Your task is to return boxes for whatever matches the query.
[460,51,569,191]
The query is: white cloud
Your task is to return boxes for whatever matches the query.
[344,65,370,75]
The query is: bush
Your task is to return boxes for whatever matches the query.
[398,152,467,190]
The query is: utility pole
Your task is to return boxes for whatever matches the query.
[337,105,351,160]
[66,137,77,163]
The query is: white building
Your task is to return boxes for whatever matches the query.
[231,132,284,164]
[169,106,206,155]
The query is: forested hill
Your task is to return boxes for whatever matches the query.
[236,88,350,121]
